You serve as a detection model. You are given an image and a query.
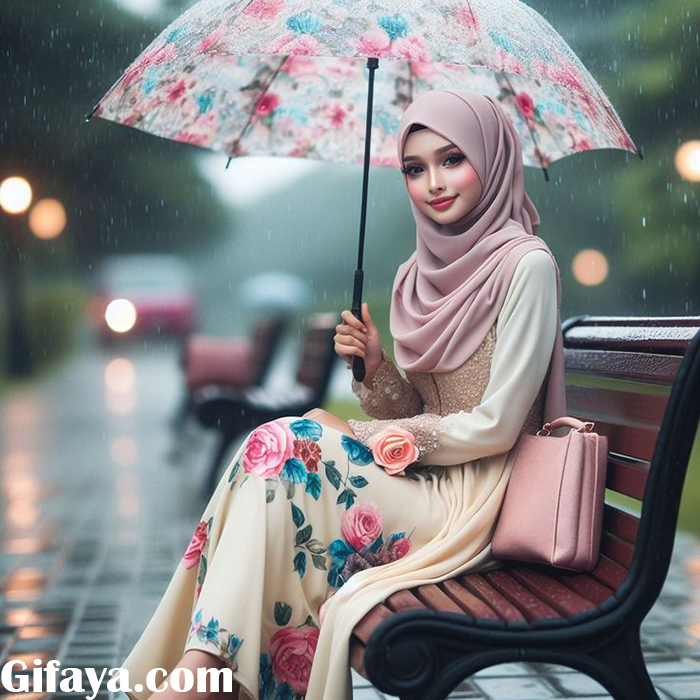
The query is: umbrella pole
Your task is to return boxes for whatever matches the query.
[351,56,379,384]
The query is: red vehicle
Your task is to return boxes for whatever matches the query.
[90,254,198,343]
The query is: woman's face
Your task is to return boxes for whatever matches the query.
[401,128,482,224]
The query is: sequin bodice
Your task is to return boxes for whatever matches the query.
[351,323,546,445]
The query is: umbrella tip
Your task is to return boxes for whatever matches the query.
[636,144,644,161]
[542,166,550,183]
[85,103,99,123]
[225,157,232,170]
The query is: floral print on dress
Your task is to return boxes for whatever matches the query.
[94,0,638,173]
[326,501,414,588]
[187,609,243,668]
[260,601,319,700]
[182,516,214,598]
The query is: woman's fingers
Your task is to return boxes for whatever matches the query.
[340,309,368,334]
[334,341,366,359]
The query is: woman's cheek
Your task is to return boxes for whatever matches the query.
[405,178,423,204]
[450,166,480,193]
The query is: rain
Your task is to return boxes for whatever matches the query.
[0,0,699,697]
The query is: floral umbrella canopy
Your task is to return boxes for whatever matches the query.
[91,0,640,380]
[92,0,640,174]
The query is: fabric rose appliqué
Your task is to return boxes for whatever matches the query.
[367,426,419,476]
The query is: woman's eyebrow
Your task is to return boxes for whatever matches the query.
[402,143,460,162]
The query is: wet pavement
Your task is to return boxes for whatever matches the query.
[0,342,699,700]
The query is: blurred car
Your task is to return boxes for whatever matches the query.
[89,254,198,343]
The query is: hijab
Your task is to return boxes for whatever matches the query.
[390,89,566,423]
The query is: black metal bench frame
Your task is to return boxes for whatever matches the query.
[353,316,700,700]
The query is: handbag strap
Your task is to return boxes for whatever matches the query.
[537,416,595,436]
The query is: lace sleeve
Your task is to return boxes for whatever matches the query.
[346,413,443,463]
[350,347,423,419]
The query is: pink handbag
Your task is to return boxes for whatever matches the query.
[491,417,609,572]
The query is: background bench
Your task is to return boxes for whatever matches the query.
[349,315,700,700]
[194,311,339,496]
[170,314,288,433]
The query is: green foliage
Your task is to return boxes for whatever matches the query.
[0,280,88,392]
[0,0,229,269]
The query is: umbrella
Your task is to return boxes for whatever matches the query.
[239,271,311,311]
[88,0,641,381]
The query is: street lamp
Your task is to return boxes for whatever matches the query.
[1,176,34,376]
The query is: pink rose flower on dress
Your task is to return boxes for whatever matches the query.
[243,420,295,478]
[182,520,209,570]
[341,502,383,551]
[269,624,320,694]
[367,426,419,476]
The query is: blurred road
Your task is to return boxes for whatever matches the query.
[0,342,698,699]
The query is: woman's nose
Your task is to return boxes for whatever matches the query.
[427,167,445,193]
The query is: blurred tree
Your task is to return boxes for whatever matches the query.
[0,0,229,272]
[609,1,699,310]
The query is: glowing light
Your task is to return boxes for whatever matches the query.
[0,177,32,214]
[572,249,609,286]
[675,140,700,182]
[110,436,137,466]
[105,358,135,392]
[105,299,137,333]
[28,198,66,240]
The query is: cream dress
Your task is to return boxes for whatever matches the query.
[118,249,557,700]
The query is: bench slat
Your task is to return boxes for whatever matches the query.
[352,603,394,645]
[566,385,669,429]
[481,571,560,621]
[385,588,427,613]
[439,579,500,620]
[414,583,465,614]
[458,572,527,622]
[508,568,596,616]
[550,569,616,606]
[606,455,649,500]
[565,324,697,353]
[604,503,640,542]
[600,531,635,569]
[587,553,629,590]
[571,417,658,462]
[563,348,682,384]
[349,637,367,677]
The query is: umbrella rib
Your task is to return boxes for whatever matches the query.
[226,54,289,166]
[500,71,550,182]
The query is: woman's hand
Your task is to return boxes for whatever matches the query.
[334,302,382,387]
[303,408,357,438]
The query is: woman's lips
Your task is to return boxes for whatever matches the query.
[429,195,457,211]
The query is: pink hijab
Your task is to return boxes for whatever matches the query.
[390,89,566,423]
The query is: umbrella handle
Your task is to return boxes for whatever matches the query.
[351,270,366,383]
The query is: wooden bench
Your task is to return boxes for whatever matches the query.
[170,314,288,433]
[349,315,700,700]
[194,312,339,496]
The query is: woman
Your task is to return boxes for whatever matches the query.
[117,88,565,700]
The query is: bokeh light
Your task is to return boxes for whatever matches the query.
[28,198,66,240]
[105,299,137,333]
[0,176,33,214]
[572,249,609,286]
[675,140,700,182]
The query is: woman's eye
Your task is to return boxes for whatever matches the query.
[403,165,423,177]
[445,154,464,166]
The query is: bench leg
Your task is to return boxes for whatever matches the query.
[204,431,236,498]
[583,622,659,700]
